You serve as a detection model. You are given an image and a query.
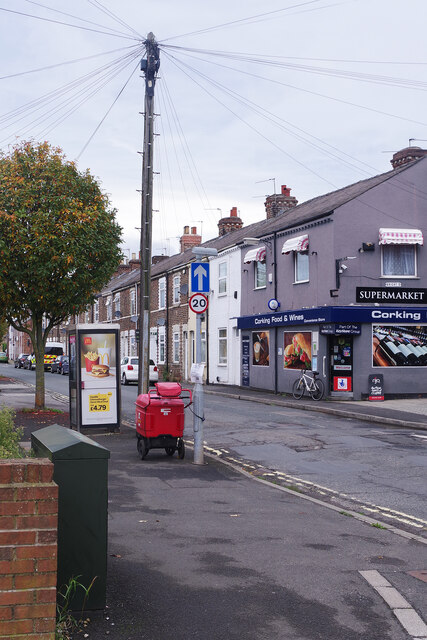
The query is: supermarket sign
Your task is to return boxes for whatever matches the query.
[237,306,427,330]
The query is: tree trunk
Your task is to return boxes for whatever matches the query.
[34,317,45,409]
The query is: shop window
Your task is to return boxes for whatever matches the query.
[382,245,416,277]
[218,328,227,365]
[295,252,309,283]
[218,261,227,295]
[255,261,266,289]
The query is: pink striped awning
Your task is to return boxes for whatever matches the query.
[281,234,309,255]
[379,228,423,245]
[243,247,266,263]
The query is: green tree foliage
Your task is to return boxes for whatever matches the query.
[0,407,24,458]
[0,141,122,407]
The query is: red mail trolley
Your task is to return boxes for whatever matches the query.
[135,382,192,460]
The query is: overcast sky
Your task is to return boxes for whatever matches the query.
[1,0,427,257]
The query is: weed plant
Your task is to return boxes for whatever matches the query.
[0,406,24,458]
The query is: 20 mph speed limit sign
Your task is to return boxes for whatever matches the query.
[189,293,208,314]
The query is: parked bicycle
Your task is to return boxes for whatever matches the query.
[292,370,324,401]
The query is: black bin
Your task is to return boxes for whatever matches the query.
[31,424,110,610]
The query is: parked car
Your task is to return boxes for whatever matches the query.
[51,355,69,374]
[61,358,69,375]
[120,357,158,385]
[0,352,8,363]
[14,353,29,368]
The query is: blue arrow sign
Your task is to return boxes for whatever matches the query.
[191,262,210,293]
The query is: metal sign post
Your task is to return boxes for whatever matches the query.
[190,247,217,465]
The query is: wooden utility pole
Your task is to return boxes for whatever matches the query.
[138,33,160,395]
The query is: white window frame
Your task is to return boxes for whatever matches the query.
[85,306,90,323]
[381,244,418,278]
[106,296,112,322]
[158,326,166,364]
[173,275,180,304]
[218,328,227,365]
[201,330,207,364]
[130,289,136,316]
[158,277,166,310]
[218,261,227,295]
[254,261,266,289]
[173,331,180,363]
[113,292,121,316]
[294,251,309,284]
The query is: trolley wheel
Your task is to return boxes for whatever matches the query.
[292,378,304,399]
[137,437,149,460]
[165,446,176,457]
[177,439,185,460]
[310,378,325,401]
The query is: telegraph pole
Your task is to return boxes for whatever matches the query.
[138,33,160,396]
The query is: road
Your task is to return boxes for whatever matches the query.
[4,364,426,536]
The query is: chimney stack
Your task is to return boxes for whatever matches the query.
[218,207,243,237]
[265,185,298,220]
[180,225,202,253]
[391,146,427,169]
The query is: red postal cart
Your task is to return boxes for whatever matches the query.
[135,382,192,460]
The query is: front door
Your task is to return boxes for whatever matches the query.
[329,335,353,394]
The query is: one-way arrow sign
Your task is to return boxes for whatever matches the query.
[191,262,210,293]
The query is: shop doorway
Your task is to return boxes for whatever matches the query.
[329,335,353,395]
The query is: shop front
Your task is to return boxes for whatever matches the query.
[237,306,427,400]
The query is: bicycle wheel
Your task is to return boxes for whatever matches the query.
[292,378,305,399]
[310,379,324,400]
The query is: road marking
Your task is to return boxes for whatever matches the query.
[412,434,427,440]
[360,570,427,638]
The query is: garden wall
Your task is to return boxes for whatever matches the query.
[0,458,58,639]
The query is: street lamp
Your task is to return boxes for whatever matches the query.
[191,245,218,465]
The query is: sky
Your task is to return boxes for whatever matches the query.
[1,0,427,258]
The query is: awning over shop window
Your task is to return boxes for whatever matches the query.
[379,228,423,245]
[281,234,309,255]
[243,247,266,263]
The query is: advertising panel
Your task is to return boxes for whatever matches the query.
[372,325,427,367]
[284,332,312,370]
[252,331,269,366]
[80,332,119,426]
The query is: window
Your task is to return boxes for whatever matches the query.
[158,326,165,364]
[106,296,112,322]
[255,261,266,288]
[85,307,90,323]
[201,330,206,363]
[218,262,227,294]
[94,299,99,322]
[113,292,121,317]
[295,252,309,283]
[158,277,166,309]
[130,289,136,316]
[173,275,180,304]
[382,245,416,277]
[218,328,227,365]
[173,331,180,363]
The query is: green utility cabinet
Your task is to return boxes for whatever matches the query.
[31,424,110,610]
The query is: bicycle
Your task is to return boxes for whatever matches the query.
[292,370,324,401]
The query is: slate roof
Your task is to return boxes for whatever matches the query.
[102,156,425,293]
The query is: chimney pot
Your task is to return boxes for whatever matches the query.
[131,253,136,260]
[191,226,197,234]
[230,207,238,217]
[281,185,291,196]
[183,225,189,234]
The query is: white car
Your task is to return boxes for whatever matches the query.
[120,357,158,386]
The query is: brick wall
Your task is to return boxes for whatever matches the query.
[0,459,58,640]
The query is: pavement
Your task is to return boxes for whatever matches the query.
[1,375,427,639]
